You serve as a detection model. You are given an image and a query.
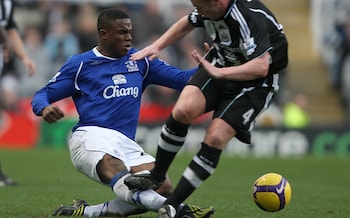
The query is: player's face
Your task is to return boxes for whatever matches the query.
[191,0,225,20]
[104,18,132,58]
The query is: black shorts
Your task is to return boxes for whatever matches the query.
[187,67,279,144]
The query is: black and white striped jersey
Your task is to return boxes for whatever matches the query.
[188,0,288,74]
[0,0,16,29]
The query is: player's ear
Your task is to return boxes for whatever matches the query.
[99,28,108,38]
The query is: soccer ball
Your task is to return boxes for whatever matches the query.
[252,172,292,212]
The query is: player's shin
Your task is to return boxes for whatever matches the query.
[152,114,190,182]
[111,171,133,202]
[111,171,166,211]
[166,142,222,208]
[130,189,166,211]
[84,198,147,217]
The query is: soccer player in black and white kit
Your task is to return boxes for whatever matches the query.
[0,0,35,187]
[126,0,289,217]
[0,0,35,76]
[32,8,214,217]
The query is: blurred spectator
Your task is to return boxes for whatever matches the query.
[255,102,284,128]
[131,0,167,48]
[16,25,51,98]
[74,4,98,52]
[316,0,350,120]
[45,1,73,31]
[283,93,310,129]
[329,11,350,89]
[334,13,350,115]
[43,19,79,70]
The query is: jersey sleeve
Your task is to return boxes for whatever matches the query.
[4,2,17,30]
[143,58,197,92]
[235,1,276,60]
[246,13,272,59]
[31,57,81,116]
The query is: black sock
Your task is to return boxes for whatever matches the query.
[152,114,190,182]
[166,142,222,208]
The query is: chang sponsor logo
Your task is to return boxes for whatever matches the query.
[103,74,139,99]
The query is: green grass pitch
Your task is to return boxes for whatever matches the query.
[0,149,349,218]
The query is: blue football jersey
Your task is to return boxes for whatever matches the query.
[32,47,196,140]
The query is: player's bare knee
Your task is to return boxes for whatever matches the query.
[204,138,224,149]
[204,133,229,149]
[173,106,197,123]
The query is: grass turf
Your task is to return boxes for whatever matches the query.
[0,148,349,217]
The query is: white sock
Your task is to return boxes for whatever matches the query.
[111,171,133,202]
[111,171,166,211]
[83,198,146,217]
[83,198,187,217]
[130,189,166,212]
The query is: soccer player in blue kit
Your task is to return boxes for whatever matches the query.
[31,8,214,218]
[126,0,289,217]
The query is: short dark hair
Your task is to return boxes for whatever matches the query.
[97,8,130,31]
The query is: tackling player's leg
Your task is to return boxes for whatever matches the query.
[52,199,88,216]
[52,199,214,217]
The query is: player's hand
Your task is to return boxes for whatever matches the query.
[42,105,65,124]
[191,49,224,79]
[22,56,36,77]
[130,44,160,61]
[3,44,36,77]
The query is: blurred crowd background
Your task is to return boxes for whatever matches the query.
[0,0,349,149]
[312,0,350,120]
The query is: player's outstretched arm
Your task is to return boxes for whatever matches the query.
[130,16,193,61]
[191,50,270,81]
[7,29,36,76]
[130,43,161,61]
